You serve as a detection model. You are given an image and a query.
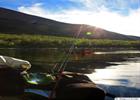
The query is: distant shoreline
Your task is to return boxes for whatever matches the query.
[0,33,140,49]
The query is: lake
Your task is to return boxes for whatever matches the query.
[0,48,140,99]
[86,50,140,100]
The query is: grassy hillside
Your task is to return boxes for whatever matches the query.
[0,33,140,48]
[1,7,140,40]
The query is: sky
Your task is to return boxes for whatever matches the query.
[0,0,140,36]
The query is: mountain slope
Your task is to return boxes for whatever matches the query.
[0,7,140,40]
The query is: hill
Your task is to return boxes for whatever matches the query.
[0,7,140,40]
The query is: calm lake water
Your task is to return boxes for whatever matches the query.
[86,51,140,99]
[0,48,140,99]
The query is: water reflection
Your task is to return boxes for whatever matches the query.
[0,48,140,73]
[95,50,140,55]
[0,48,140,97]
[86,59,140,98]
[87,61,140,88]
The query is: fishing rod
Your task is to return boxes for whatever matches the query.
[49,25,83,99]
[50,24,117,100]
[52,24,84,74]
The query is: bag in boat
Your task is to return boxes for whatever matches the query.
[0,55,31,96]
[0,55,31,71]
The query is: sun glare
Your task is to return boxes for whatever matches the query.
[93,69,116,79]
[86,68,119,85]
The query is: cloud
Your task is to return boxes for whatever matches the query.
[68,0,107,12]
[68,0,140,15]
[18,3,48,17]
[18,2,140,36]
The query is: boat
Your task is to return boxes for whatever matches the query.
[0,55,106,100]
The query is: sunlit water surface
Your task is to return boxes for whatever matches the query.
[86,52,140,99]
[87,61,140,88]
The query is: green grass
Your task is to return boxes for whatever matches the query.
[0,33,140,48]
